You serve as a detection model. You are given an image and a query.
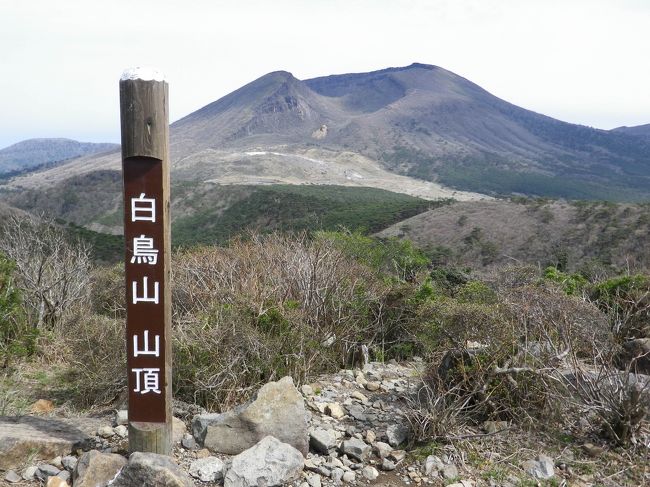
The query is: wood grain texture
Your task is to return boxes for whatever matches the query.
[120,79,169,160]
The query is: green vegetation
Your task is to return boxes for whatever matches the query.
[172,184,441,248]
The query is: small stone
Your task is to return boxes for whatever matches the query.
[365,382,380,392]
[307,473,322,487]
[424,455,444,475]
[302,385,314,396]
[386,424,409,447]
[581,443,604,457]
[30,399,55,414]
[365,430,376,444]
[356,373,367,386]
[97,426,115,438]
[113,425,128,438]
[374,441,393,458]
[389,450,406,462]
[342,471,356,483]
[114,409,128,426]
[57,470,71,482]
[4,470,21,483]
[46,477,69,487]
[195,448,210,459]
[442,464,458,479]
[340,438,371,461]
[381,459,396,471]
[181,433,196,450]
[310,428,337,454]
[188,456,225,482]
[361,466,379,480]
[61,456,77,471]
[50,456,63,468]
[331,468,345,482]
[351,391,368,403]
[36,464,61,481]
[482,421,508,434]
[326,403,346,419]
[22,466,38,481]
[522,455,555,480]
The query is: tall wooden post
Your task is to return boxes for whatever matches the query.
[119,67,172,455]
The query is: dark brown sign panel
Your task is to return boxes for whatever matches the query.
[123,156,167,423]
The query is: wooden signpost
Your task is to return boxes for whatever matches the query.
[119,67,172,455]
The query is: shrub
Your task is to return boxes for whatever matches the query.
[0,254,35,365]
[590,274,650,340]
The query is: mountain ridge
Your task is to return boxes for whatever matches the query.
[0,138,119,175]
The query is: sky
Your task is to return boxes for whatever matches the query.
[1,0,649,149]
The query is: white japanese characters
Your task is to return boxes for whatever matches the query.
[133,330,160,357]
[132,367,162,394]
[131,193,156,222]
[132,276,160,304]
[128,192,164,397]
[131,235,159,265]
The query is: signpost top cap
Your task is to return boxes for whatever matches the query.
[121,66,167,82]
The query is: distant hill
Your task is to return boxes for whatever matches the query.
[377,198,650,273]
[612,123,650,139]
[0,138,118,175]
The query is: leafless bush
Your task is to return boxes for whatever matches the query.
[0,215,91,330]
[566,358,649,446]
[409,268,615,438]
[170,232,389,409]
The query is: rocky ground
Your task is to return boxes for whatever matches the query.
[1,360,648,486]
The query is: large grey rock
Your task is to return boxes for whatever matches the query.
[110,452,194,487]
[0,416,99,470]
[73,450,127,487]
[193,376,308,455]
[189,456,225,482]
[224,436,304,487]
[339,437,371,461]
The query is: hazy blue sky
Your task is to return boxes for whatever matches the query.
[1,0,649,148]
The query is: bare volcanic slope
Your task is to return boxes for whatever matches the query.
[0,138,118,175]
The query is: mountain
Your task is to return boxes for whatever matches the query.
[0,138,118,175]
[170,63,650,201]
[612,123,650,139]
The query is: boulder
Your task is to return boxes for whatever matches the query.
[73,450,127,487]
[193,376,308,455]
[224,436,304,487]
[0,416,98,470]
[110,452,194,487]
